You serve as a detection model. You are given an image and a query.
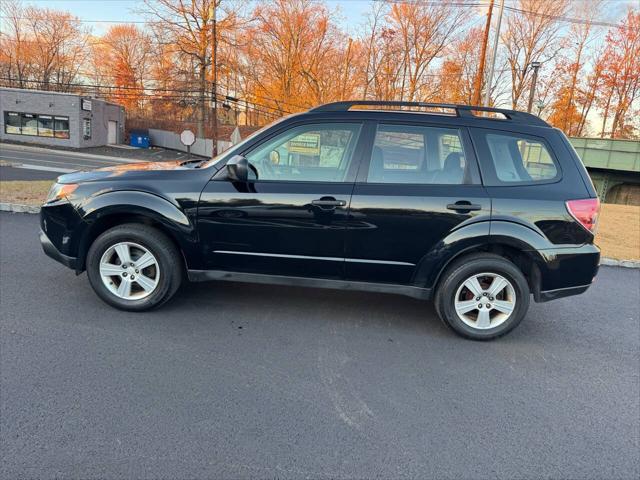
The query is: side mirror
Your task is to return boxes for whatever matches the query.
[226,155,248,182]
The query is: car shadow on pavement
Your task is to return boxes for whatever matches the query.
[163,279,452,338]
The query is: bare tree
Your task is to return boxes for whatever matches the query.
[141,0,240,136]
[502,0,569,109]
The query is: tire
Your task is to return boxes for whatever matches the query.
[86,223,183,311]
[435,253,530,340]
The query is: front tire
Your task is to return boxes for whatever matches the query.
[435,253,530,340]
[86,224,183,311]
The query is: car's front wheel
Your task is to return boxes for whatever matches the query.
[435,253,530,340]
[86,224,183,311]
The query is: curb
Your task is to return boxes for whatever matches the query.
[0,202,41,214]
[599,257,640,269]
[1,143,143,163]
[2,203,639,269]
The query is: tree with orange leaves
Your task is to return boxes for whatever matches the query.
[435,27,483,105]
[241,0,352,115]
[358,0,470,102]
[0,1,88,91]
[90,25,152,114]
[597,8,640,138]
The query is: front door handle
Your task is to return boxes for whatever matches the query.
[312,198,347,207]
[446,201,482,212]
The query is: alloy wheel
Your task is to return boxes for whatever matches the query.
[99,242,160,300]
[454,272,516,330]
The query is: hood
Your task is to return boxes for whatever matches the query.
[56,160,191,184]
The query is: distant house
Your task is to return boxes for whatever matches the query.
[0,87,125,148]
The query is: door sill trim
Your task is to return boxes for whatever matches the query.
[187,269,431,300]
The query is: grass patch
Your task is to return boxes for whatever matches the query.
[596,203,640,261]
[0,180,53,206]
[0,180,638,260]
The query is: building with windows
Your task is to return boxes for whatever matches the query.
[0,87,125,148]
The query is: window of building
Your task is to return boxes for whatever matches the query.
[367,124,467,185]
[54,116,70,139]
[3,111,70,139]
[5,112,21,134]
[38,115,54,137]
[21,113,38,136]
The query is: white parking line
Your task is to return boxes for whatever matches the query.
[14,164,75,173]
[0,154,115,166]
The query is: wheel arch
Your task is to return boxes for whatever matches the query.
[75,191,198,272]
[415,221,546,299]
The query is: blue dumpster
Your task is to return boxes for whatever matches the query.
[129,129,150,148]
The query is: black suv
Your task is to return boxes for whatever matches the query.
[40,101,600,339]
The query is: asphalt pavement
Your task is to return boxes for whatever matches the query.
[0,143,128,173]
[0,143,199,181]
[0,165,59,181]
[1,211,639,479]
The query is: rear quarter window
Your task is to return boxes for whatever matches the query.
[472,129,561,186]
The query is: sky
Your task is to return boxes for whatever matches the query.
[7,0,636,40]
[10,0,376,35]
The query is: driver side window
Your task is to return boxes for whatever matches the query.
[245,123,362,182]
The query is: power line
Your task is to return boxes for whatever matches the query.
[0,78,293,115]
[379,0,625,28]
[502,5,621,28]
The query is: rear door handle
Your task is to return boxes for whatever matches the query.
[312,198,347,207]
[446,201,482,212]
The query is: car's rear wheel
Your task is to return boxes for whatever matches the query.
[435,253,530,340]
[86,224,182,311]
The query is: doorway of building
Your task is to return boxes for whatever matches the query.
[108,121,117,144]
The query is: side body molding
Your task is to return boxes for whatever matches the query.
[75,190,200,270]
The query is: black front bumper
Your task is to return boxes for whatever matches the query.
[40,229,78,270]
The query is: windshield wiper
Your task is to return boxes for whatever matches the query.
[179,158,207,167]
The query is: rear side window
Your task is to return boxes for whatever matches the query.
[367,124,468,185]
[479,131,559,184]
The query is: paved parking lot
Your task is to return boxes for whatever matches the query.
[0,142,197,181]
[1,211,638,479]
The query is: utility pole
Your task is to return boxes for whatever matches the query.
[210,1,218,158]
[527,61,541,113]
[483,0,505,107]
[472,0,494,106]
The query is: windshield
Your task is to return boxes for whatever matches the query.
[198,116,292,170]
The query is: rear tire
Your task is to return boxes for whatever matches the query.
[435,253,530,340]
[86,224,183,311]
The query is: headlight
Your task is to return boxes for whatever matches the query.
[45,183,78,204]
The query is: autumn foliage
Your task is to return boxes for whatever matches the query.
[0,0,638,138]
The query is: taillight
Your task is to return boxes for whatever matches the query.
[566,198,600,234]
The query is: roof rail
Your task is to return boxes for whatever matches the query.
[309,101,549,127]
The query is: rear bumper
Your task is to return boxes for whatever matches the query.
[533,243,600,302]
[537,283,591,302]
[40,229,78,270]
